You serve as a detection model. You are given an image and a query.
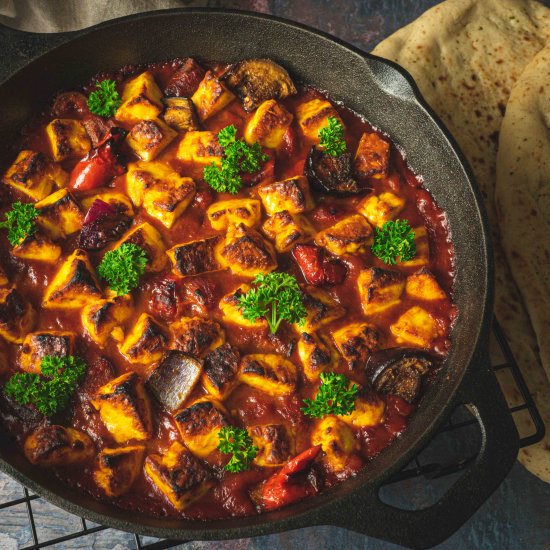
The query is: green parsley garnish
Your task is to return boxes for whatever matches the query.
[97,243,147,296]
[87,79,122,118]
[301,372,358,418]
[4,355,87,417]
[318,116,347,157]
[204,125,268,194]
[218,426,258,473]
[237,272,307,334]
[371,219,416,265]
[0,202,38,246]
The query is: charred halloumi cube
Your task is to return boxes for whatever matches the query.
[206,199,261,231]
[45,119,91,161]
[163,97,200,132]
[357,267,405,315]
[401,226,429,267]
[126,118,178,161]
[332,322,381,369]
[354,132,390,179]
[2,150,68,201]
[91,371,153,443]
[298,286,345,333]
[215,224,277,277]
[118,313,168,364]
[94,445,145,497]
[202,342,241,400]
[257,176,314,215]
[82,296,133,347]
[390,306,443,348]
[36,189,84,240]
[297,332,335,382]
[174,398,230,458]
[24,425,94,467]
[176,131,223,166]
[0,287,35,343]
[171,316,225,358]
[295,99,342,141]
[144,440,213,511]
[249,424,292,467]
[244,99,293,149]
[115,71,163,123]
[81,191,134,217]
[191,71,236,121]
[114,222,167,272]
[311,416,358,472]
[219,285,268,329]
[406,268,446,301]
[338,394,385,428]
[43,249,102,309]
[262,211,314,253]
[167,237,221,278]
[18,331,75,374]
[12,234,61,263]
[239,354,298,396]
[315,215,373,256]
[357,192,405,228]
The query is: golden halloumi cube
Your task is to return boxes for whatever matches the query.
[43,249,102,309]
[18,331,75,374]
[144,440,213,511]
[2,150,68,201]
[215,224,277,277]
[95,445,145,497]
[311,416,358,471]
[202,342,241,400]
[12,234,61,263]
[257,175,314,215]
[171,316,225,358]
[81,191,134,216]
[176,131,223,166]
[406,268,446,301]
[0,287,35,343]
[113,222,167,272]
[338,395,385,428]
[46,118,91,161]
[401,226,429,267]
[82,295,133,347]
[163,97,200,132]
[191,71,236,121]
[357,267,405,315]
[262,211,314,253]
[239,354,298,396]
[354,132,390,179]
[295,98,342,141]
[298,286,345,333]
[91,372,153,443]
[315,214,373,256]
[297,332,335,382]
[115,71,163,123]
[219,285,268,329]
[357,192,405,228]
[126,118,178,161]
[36,188,84,240]
[206,199,261,231]
[167,236,221,278]
[332,322,381,369]
[174,398,230,458]
[390,306,443,348]
[118,312,168,364]
[244,99,293,149]
[249,424,293,467]
[24,425,94,467]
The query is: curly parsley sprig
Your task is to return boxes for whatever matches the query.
[0,202,38,246]
[238,272,307,334]
[98,243,147,296]
[301,372,358,418]
[218,426,258,473]
[87,79,122,118]
[318,116,347,157]
[204,125,268,194]
[371,219,416,265]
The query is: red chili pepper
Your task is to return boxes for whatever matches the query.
[69,127,127,191]
[261,445,321,511]
[293,244,348,286]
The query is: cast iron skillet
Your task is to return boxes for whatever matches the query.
[0,9,519,549]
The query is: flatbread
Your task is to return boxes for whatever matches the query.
[373,0,550,481]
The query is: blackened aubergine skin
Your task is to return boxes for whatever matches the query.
[366,348,434,403]
[305,146,366,196]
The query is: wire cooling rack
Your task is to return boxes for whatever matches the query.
[0,318,544,550]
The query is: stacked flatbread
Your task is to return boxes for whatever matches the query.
[373,0,550,481]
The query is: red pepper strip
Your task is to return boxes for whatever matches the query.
[261,445,321,511]
[69,127,127,191]
[293,244,348,286]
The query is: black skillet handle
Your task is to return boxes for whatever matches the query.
[328,348,519,549]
